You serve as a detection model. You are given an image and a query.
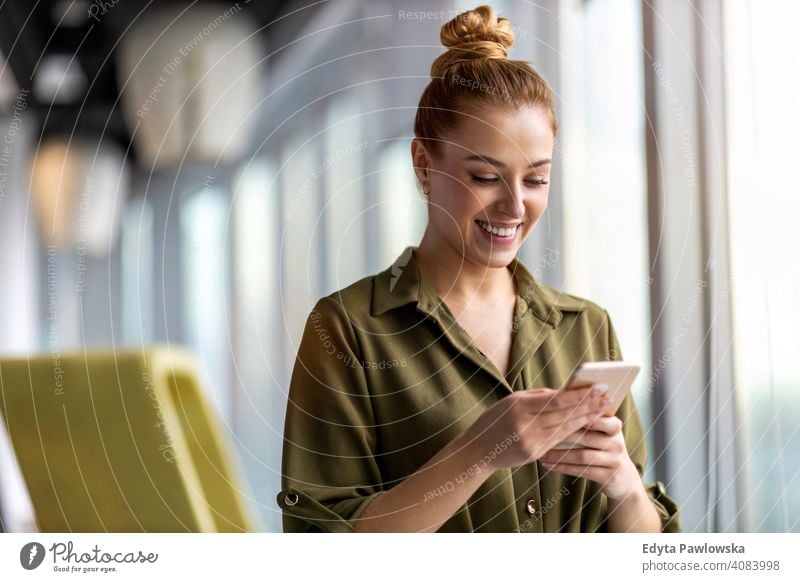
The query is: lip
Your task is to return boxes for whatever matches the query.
[474,220,520,245]
[475,219,523,228]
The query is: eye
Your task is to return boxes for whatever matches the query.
[470,173,499,185]
[525,178,549,187]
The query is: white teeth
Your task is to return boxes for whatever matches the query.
[477,220,518,238]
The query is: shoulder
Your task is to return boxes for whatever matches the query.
[528,279,621,360]
[529,279,610,326]
[310,272,379,325]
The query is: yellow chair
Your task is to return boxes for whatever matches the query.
[0,345,259,532]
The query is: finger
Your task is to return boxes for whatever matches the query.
[540,448,614,468]
[542,407,608,441]
[535,392,610,428]
[540,462,609,482]
[524,387,557,398]
[524,386,599,413]
[584,415,624,436]
[559,428,615,450]
[529,403,602,430]
[550,385,602,411]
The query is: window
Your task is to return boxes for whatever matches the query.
[280,135,321,376]
[321,97,369,294]
[121,196,154,345]
[180,181,234,424]
[558,0,654,476]
[232,158,281,531]
[376,139,427,267]
[725,0,800,532]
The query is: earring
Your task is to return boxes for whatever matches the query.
[423,184,430,195]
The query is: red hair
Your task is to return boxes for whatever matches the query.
[413,5,558,157]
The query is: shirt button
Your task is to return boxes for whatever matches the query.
[284,492,299,506]
[526,499,536,516]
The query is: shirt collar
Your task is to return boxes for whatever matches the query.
[371,246,587,326]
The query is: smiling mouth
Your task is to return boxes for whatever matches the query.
[475,220,522,238]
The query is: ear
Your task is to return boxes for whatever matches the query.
[411,138,432,187]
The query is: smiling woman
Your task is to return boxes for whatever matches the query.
[278,4,681,533]
[413,105,552,260]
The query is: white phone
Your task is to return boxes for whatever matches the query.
[550,361,641,450]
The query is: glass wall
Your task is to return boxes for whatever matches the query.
[725,0,800,532]
[322,97,369,294]
[559,0,654,476]
[232,158,282,531]
[121,196,154,345]
[376,139,427,267]
[2,0,798,534]
[181,182,234,424]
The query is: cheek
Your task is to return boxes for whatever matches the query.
[433,168,469,196]
[526,189,549,215]
[431,183,485,221]
[426,192,472,234]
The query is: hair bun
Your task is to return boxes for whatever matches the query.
[431,5,515,77]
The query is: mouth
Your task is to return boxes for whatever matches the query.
[475,219,522,244]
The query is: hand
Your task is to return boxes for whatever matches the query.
[460,385,611,471]
[538,415,643,501]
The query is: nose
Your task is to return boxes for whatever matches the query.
[497,180,525,219]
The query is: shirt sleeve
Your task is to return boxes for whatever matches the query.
[605,310,683,533]
[277,296,385,532]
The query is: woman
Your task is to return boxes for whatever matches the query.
[277,5,681,533]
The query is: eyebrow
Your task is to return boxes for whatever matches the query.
[462,154,552,168]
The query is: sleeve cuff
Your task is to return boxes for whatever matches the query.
[645,481,682,533]
[277,487,384,533]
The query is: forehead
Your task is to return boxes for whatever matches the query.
[442,105,554,164]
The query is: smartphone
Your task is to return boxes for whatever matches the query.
[550,361,641,450]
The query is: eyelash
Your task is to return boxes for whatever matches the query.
[470,174,549,187]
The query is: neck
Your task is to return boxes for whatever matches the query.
[415,232,515,306]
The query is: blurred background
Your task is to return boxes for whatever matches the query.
[0,0,797,533]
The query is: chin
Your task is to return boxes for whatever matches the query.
[469,244,517,268]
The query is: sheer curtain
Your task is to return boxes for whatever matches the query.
[724,0,800,532]
[0,108,38,532]
[558,0,654,477]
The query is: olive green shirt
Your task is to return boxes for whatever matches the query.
[277,246,681,532]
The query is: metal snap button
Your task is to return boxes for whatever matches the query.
[526,498,536,516]
[284,492,299,507]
